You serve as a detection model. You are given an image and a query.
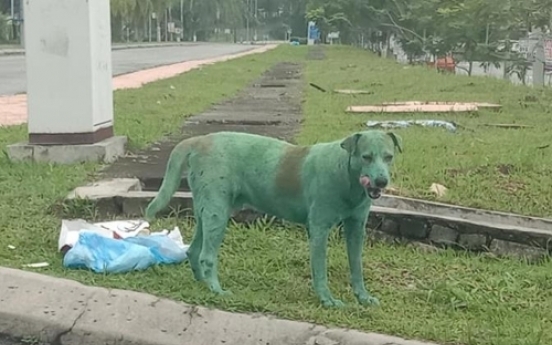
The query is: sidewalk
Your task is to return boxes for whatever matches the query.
[0,44,277,127]
[0,267,439,345]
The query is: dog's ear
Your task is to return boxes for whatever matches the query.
[387,132,403,153]
[340,133,361,153]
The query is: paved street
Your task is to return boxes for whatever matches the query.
[0,43,256,96]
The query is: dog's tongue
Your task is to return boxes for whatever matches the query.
[359,176,371,188]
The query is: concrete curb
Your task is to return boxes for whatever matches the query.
[0,42,196,56]
[0,267,439,345]
[65,178,552,260]
[0,41,280,56]
[0,42,198,56]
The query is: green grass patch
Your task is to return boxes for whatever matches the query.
[300,45,552,217]
[0,45,302,267]
[1,45,551,345]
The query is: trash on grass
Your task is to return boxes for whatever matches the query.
[348,103,477,113]
[7,245,15,250]
[309,82,327,92]
[366,119,457,132]
[380,101,501,111]
[383,186,401,195]
[429,183,448,198]
[333,89,374,95]
[347,101,501,113]
[482,123,532,129]
[59,219,189,274]
[24,262,49,268]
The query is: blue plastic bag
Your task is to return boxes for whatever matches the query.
[63,231,188,274]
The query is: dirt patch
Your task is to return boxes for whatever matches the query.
[445,163,525,195]
[306,45,325,60]
[445,163,515,177]
[101,62,304,191]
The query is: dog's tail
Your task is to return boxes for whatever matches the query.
[144,139,195,220]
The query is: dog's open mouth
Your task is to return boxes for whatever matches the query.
[359,176,382,199]
[367,187,382,199]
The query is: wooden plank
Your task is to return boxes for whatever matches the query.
[347,104,479,113]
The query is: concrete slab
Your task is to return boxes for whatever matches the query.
[63,178,552,259]
[0,267,439,345]
[347,101,502,114]
[6,136,127,164]
[101,62,304,184]
[66,178,141,199]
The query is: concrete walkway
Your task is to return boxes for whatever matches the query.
[0,44,277,127]
[0,267,439,345]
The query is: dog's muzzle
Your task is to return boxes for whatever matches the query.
[359,176,383,200]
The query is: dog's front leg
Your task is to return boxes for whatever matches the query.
[308,218,344,308]
[343,214,380,307]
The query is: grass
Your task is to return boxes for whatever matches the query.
[0,44,551,345]
[300,46,552,217]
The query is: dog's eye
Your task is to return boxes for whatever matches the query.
[362,154,373,161]
[384,155,394,162]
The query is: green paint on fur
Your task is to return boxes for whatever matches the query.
[145,130,402,308]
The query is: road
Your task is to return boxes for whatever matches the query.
[0,43,256,96]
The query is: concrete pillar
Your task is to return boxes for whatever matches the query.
[7,0,126,164]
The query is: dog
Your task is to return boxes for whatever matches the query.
[145,130,402,307]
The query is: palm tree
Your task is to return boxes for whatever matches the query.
[110,0,137,41]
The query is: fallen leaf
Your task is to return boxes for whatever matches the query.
[429,183,447,197]
[384,186,401,195]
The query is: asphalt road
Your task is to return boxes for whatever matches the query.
[0,43,256,96]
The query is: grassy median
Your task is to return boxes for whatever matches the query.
[0,45,551,345]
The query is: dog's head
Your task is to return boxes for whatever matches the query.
[340,130,403,199]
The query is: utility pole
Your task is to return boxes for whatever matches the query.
[156,12,161,42]
[165,8,169,42]
[533,28,545,86]
[10,0,15,41]
[180,0,184,41]
[245,0,250,42]
[254,0,257,42]
[190,0,196,42]
[149,12,152,42]
[19,0,24,47]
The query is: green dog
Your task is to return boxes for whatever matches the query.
[145,130,402,307]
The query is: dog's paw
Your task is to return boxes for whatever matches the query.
[357,294,380,307]
[190,267,205,281]
[210,285,233,296]
[321,298,346,308]
[217,289,233,296]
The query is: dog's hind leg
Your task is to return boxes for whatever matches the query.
[196,196,232,295]
[187,207,204,281]
[308,210,344,308]
[343,212,380,307]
